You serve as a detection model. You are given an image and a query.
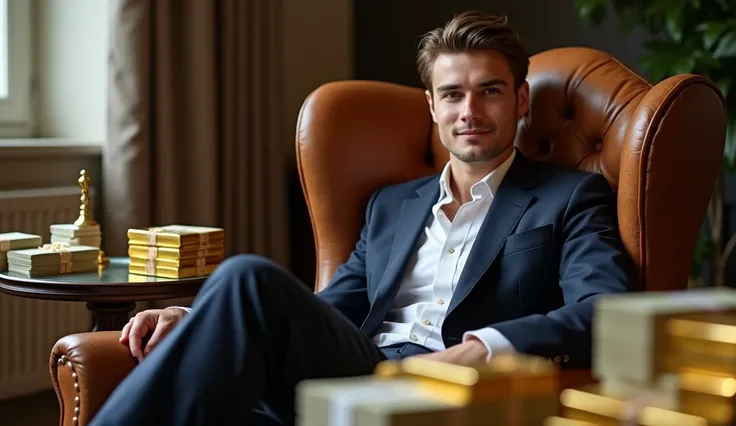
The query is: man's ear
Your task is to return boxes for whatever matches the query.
[517,81,530,119]
[425,89,438,123]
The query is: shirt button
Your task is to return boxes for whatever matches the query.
[410,334,418,341]
[422,319,431,326]
[436,299,445,305]
[448,248,455,254]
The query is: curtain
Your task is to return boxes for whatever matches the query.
[104,0,289,267]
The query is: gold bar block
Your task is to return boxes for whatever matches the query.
[676,371,736,425]
[128,262,218,279]
[376,354,556,404]
[592,289,736,383]
[127,225,225,248]
[544,416,599,426]
[664,314,736,376]
[559,386,708,426]
[128,244,225,261]
[376,354,558,426]
[129,254,224,269]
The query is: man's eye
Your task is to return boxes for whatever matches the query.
[443,92,461,99]
[483,87,501,95]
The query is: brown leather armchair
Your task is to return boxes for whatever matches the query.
[50,47,726,426]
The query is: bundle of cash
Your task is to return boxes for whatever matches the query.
[50,223,101,248]
[6,243,99,277]
[552,287,736,425]
[0,232,42,271]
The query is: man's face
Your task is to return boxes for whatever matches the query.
[426,50,529,163]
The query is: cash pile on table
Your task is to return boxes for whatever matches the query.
[298,353,559,426]
[49,223,101,248]
[0,232,42,271]
[549,287,736,425]
[6,243,99,277]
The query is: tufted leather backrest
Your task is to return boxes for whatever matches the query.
[296,47,726,293]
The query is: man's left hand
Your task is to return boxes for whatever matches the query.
[412,338,489,366]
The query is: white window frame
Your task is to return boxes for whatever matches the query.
[0,0,33,137]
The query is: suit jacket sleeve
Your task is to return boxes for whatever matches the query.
[489,173,638,367]
[314,189,380,328]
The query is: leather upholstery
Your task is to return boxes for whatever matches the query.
[50,332,136,426]
[50,47,727,425]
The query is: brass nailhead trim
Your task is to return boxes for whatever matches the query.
[57,355,81,425]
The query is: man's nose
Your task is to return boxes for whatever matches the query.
[460,95,481,122]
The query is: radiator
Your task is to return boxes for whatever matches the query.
[0,186,93,400]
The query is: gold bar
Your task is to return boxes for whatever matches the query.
[559,386,707,426]
[127,225,225,248]
[128,244,225,260]
[129,254,224,269]
[375,354,557,405]
[129,262,218,279]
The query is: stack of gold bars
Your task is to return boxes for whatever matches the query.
[548,287,736,426]
[0,232,43,271]
[127,225,225,278]
[297,353,560,426]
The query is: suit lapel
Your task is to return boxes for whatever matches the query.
[447,152,536,316]
[361,178,439,333]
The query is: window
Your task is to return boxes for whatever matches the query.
[0,0,32,137]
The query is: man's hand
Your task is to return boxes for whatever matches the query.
[412,338,489,366]
[119,308,187,362]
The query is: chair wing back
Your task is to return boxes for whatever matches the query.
[296,47,726,293]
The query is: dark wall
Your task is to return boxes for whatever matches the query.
[353,0,648,88]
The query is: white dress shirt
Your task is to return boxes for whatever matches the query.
[172,151,517,361]
[371,150,517,360]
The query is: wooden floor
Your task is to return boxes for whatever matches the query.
[0,390,59,426]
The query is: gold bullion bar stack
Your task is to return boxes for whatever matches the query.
[127,225,225,279]
[0,232,42,271]
[297,353,559,426]
[548,287,736,426]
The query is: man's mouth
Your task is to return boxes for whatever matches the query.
[456,128,493,136]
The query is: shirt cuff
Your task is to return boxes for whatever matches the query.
[462,327,516,362]
[166,306,192,314]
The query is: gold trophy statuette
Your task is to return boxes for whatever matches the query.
[71,169,109,266]
[74,169,98,227]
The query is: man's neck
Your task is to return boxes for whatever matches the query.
[448,147,514,205]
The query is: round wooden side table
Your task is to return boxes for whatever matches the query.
[0,257,207,331]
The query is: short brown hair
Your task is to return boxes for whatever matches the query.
[417,12,530,91]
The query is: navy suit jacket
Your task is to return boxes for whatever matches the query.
[316,150,637,368]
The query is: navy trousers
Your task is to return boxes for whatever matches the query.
[89,254,432,426]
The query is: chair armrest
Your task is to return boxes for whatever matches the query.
[50,331,136,426]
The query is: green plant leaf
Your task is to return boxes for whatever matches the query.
[697,21,729,51]
[665,2,685,42]
[714,32,736,58]
[691,229,713,279]
[693,49,722,69]
[716,0,731,11]
[639,40,690,81]
[725,118,736,173]
[574,0,608,25]
[716,77,731,98]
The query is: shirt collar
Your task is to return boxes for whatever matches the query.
[437,148,516,205]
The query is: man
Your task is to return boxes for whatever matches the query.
[91,11,636,426]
